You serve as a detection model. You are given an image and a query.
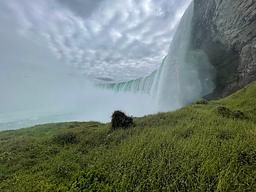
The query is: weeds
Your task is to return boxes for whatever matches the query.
[1,82,256,191]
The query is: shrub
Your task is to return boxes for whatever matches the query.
[195,99,209,105]
[55,163,73,178]
[53,132,79,145]
[111,111,134,130]
[232,110,246,119]
[178,129,194,139]
[237,150,256,166]
[216,106,232,118]
[216,106,246,119]
[216,130,232,140]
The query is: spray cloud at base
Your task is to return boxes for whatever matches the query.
[0,0,215,130]
[101,1,215,112]
[0,17,158,130]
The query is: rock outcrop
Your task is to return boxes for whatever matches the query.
[191,0,256,97]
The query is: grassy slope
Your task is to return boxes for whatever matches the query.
[1,83,256,192]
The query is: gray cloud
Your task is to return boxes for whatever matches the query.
[2,0,191,82]
[59,0,103,18]
[0,0,195,129]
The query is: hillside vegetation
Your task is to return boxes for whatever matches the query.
[1,82,256,192]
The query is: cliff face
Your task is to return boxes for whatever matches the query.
[191,0,256,97]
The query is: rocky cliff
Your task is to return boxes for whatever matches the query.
[191,0,256,97]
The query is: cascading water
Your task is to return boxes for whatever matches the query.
[99,1,215,112]
[0,0,215,130]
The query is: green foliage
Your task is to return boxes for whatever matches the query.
[53,132,79,145]
[71,167,113,192]
[1,82,256,191]
[195,99,209,105]
[216,106,247,119]
[216,106,232,117]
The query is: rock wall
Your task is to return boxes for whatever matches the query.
[191,0,256,97]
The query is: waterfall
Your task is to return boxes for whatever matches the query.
[99,1,215,112]
[98,57,166,95]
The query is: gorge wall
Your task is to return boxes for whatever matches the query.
[100,0,256,112]
[191,0,256,98]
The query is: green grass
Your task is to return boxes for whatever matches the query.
[1,82,256,192]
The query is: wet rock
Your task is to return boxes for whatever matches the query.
[192,0,256,97]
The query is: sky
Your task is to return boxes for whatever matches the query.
[0,0,191,129]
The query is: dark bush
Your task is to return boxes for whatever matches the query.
[111,111,134,130]
[237,150,256,166]
[55,163,72,178]
[53,132,79,145]
[68,123,78,129]
[178,128,194,139]
[216,106,232,117]
[195,99,209,105]
[232,110,246,119]
[216,106,247,119]
[216,130,232,141]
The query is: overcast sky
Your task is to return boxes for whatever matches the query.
[1,0,190,82]
[0,0,191,129]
